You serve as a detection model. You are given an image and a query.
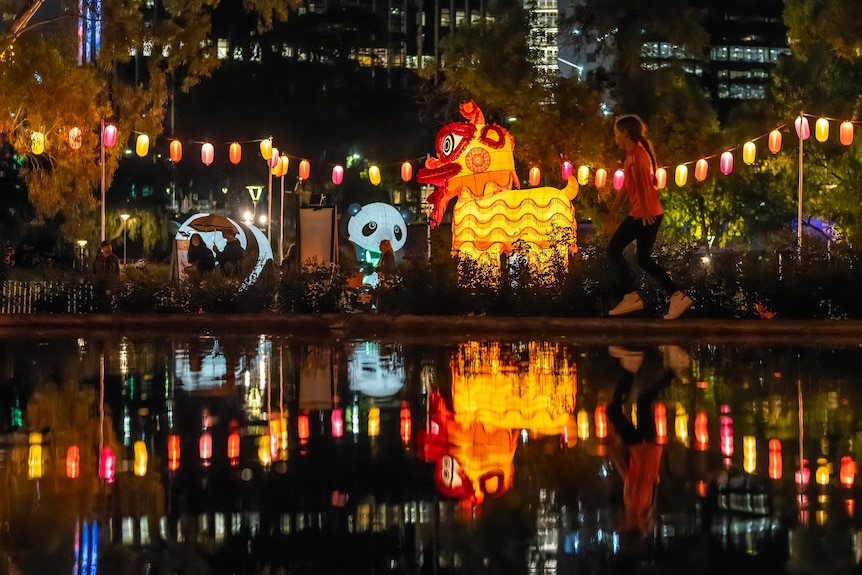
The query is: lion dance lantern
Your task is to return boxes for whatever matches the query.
[417,101,579,268]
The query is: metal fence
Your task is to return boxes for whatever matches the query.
[0,280,94,314]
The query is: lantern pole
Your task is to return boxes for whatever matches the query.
[267,168,272,243]
[797,110,804,259]
[100,119,106,242]
[279,172,285,264]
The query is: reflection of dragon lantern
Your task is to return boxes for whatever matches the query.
[418,342,576,515]
[417,101,579,265]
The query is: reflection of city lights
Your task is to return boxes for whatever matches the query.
[576,408,589,440]
[258,435,272,466]
[743,436,756,474]
[66,445,80,479]
[768,439,782,480]
[795,461,811,487]
[134,441,148,476]
[594,405,607,439]
[815,458,830,485]
[720,414,733,457]
[694,411,708,450]
[228,431,240,464]
[368,407,380,437]
[119,340,129,375]
[400,403,412,444]
[675,403,688,444]
[654,402,667,444]
[28,432,43,479]
[99,447,116,482]
[297,414,310,443]
[168,435,181,471]
[331,409,344,438]
[840,456,857,487]
[199,431,213,463]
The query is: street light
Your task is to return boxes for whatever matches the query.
[120,213,130,266]
[246,185,263,218]
[76,240,88,271]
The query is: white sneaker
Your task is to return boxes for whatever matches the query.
[663,291,693,320]
[608,292,644,316]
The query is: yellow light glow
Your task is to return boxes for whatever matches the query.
[134,440,148,476]
[674,404,689,444]
[576,408,589,440]
[816,458,830,486]
[743,435,756,474]
[368,407,381,437]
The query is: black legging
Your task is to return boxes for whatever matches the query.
[607,214,676,297]
[608,372,661,446]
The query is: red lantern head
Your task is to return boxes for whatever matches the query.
[331,408,344,438]
[201,142,214,166]
[168,434,181,471]
[229,142,242,164]
[401,161,413,182]
[170,139,182,163]
[227,431,240,463]
[102,123,117,148]
[528,166,540,187]
[299,159,311,180]
[332,164,344,185]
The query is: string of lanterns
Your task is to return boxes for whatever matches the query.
[25,112,858,190]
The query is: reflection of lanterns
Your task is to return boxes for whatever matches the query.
[577,165,590,186]
[768,129,782,154]
[229,142,242,164]
[260,138,273,160]
[675,404,688,443]
[102,123,117,147]
[675,164,688,187]
[168,435,180,471]
[655,167,667,190]
[768,438,782,480]
[66,445,80,479]
[199,431,212,462]
[170,139,182,162]
[332,164,344,185]
[576,408,589,440]
[528,166,540,187]
[815,117,829,142]
[28,432,43,479]
[719,413,733,457]
[228,431,240,463]
[258,435,272,466]
[331,409,344,438]
[400,402,412,444]
[99,447,115,482]
[594,405,607,439]
[720,151,733,175]
[201,142,214,166]
[368,407,381,437]
[561,160,573,181]
[654,403,667,444]
[612,169,625,190]
[68,127,83,150]
[31,131,45,155]
[840,121,854,146]
[401,161,412,182]
[594,168,607,189]
[134,440,148,476]
[743,436,756,474]
[795,461,810,487]
[815,457,830,485]
[369,165,381,186]
[298,414,310,443]
[742,141,756,165]
[136,134,149,157]
[694,158,708,182]
[694,411,708,450]
[840,456,856,488]
[299,159,311,180]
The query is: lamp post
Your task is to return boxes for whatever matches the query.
[247,185,263,219]
[120,213,130,266]
[76,240,88,272]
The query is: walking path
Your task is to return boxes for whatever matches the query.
[2,313,862,345]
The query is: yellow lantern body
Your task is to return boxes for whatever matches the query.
[170,139,182,163]
[742,141,756,165]
[594,168,607,189]
[768,129,782,154]
[31,131,45,155]
[68,127,82,150]
[528,166,541,187]
[815,118,829,142]
[279,155,289,177]
[577,165,590,186]
[840,121,854,146]
[694,158,708,182]
[229,142,242,164]
[299,159,311,180]
[260,138,273,160]
[369,165,381,186]
[655,167,667,190]
[136,134,149,157]
[675,164,688,187]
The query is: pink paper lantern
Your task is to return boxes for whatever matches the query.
[561,160,573,181]
[720,151,733,175]
[102,123,117,148]
[267,148,280,169]
[795,116,810,140]
[612,169,625,190]
[332,164,344,185]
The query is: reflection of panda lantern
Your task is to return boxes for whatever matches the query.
[347,341,405,398]
[176,214,273,291]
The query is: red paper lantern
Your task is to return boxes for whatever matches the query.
[612,169,625,190]
[400,402,412,444]
[720,151,733,175]
[594,405,607,439]
[66,445,80,479]
[840,455,857,488]
[840,121,854,146]
[654,402,667,444]
[332,164,344,185]
[102,123,117,148]
[98,447,115,482]
[401,161,413,182]
[229,142,242,164]
[528,166,541,187]
[594,168,607,189]
[299,159,311,180]
[170,139,182,163]
[768,129,782,154]
[201,143,214,166]
[768,438,782,480]
[561,160,573,181]
[694,158,708,182]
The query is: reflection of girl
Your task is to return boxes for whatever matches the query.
[187,233,215,273]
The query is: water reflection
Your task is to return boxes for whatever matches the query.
[0,335,861,574]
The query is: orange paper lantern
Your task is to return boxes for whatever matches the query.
[840,121,854,146]
[201,142,214,166]
[768,129,782,154]
[170,139,182,163]
[401,161,412,182]
[229,142,242,164]
[199,431,212,461]
[594,168,607,189]
[299,159,311,180]
[167,435,181,471]
[655,167,667,190]
[528,166,541,186]
[227,431,240,462]
[694,158,708,182]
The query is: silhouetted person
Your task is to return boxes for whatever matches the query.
[214,230,244,277]
[186,233,216,274]
[92,240,120,311]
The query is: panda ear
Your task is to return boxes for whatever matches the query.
[348,203,362,216]
[399,209,411,222]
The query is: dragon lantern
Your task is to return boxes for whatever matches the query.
[417,101,579,266]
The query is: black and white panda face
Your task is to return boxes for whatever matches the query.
[347,202,407,252]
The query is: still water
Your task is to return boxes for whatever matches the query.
[1,330,861,575]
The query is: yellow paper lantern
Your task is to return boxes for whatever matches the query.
[260,138,273,160]
[28,432,43,479]
[675,164,688,187]
[136,134,149,157]
[279,155,289,176]
[31,131,45,155]
[577,165,590,186]
[840,121,854,146]
[694,158,708,182]
[655,167,667,190]
[742,141,756,165]
[271,155,285,177]
[815,117,829,142]
[369,165,381,186]
[528,166,541,187]
[68,127,82,150]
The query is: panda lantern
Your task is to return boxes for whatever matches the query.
[346,202,409,277]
